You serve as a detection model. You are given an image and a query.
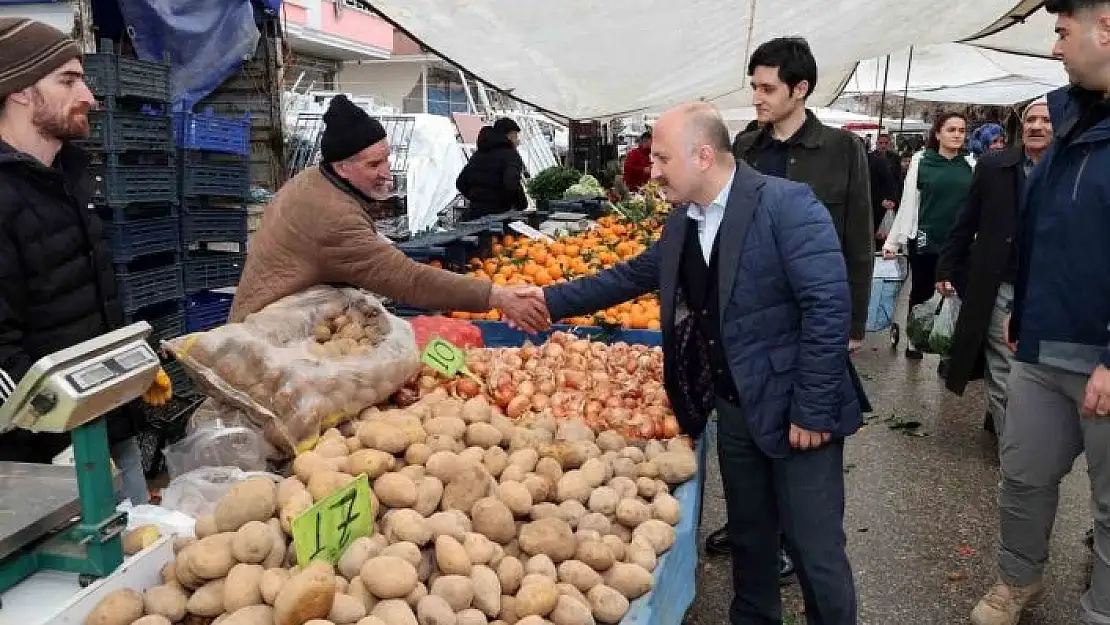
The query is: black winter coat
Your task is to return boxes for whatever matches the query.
[936,148,1024,395]
[0,141,141,463]
[456,128,527,219]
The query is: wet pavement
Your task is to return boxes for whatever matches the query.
[684,318,1094,624]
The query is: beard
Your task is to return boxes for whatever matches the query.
[31,88,90,141]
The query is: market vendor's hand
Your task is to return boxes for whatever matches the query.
[789,424,830,451]
[882,199,896,210]
[492,285,551,334]
[1083,365,1110,418]
[142,367,173,407]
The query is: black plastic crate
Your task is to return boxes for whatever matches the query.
[181,200,248,245]
[180,149,250,199]
[114,253,184,313]
[84,40,170,105]
[184,251,244,293]
[91,152,177,205]
[163,359,197,399]
[78,108,172,153]
[101,212,180,262]
[126,300,186,347]
[185,291,234,332]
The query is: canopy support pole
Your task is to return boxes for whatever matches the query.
[899,46,914,133]
[877,54,891,132]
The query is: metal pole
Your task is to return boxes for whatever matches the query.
[877,55,891,132]
[899,46,914,132]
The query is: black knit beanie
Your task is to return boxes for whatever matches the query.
[320,94,387,163]
[0,18,81,99]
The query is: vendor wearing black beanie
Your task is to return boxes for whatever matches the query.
[231,96,550,335]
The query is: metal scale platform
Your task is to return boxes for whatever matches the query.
[0,322,160,596]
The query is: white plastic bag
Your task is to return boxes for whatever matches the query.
[159,467,281,519]
[929,295,961,356]
[163,398,275,478]
[165,286,420,454]
[877,209,896,240]
[908,292,944,351]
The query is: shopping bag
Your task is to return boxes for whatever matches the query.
[907,292,944,351]
[877,209,895,239]
[928,295,961,356]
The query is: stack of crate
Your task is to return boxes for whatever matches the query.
[174,107,252,334]
[79,41,188,391]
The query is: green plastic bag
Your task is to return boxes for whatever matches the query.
[928,296,961,356]
[907,292,943,351]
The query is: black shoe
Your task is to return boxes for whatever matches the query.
[905,347,924,360]
[1086,527,1095,552]
[983,412,996,435]
[780,550,797,585]
[705,526,730,556]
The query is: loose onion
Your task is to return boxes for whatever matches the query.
[518,380,536,398]
[531,393,550,411]
[506,395,530,419]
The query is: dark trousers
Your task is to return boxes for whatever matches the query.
[907,240,939,310]
[717,398,857,625]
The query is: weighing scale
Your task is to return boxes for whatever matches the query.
[0,322,161,599]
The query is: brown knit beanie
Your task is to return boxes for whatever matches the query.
[0,18,81,99]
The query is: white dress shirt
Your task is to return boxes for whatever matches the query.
[686,167,736,263]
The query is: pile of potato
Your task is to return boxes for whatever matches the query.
[307,305,388,359]
[86,389,697,625]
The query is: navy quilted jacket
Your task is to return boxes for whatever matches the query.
[545,163,861,457]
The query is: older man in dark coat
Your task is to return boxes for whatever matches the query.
[935,99,1053,435]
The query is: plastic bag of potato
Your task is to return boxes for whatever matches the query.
[165,286,421,454]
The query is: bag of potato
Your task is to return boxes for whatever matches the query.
[165,286,420,454]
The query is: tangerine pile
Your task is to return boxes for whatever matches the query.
[446,214,665,329]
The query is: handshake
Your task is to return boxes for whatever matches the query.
[489,285,552,334]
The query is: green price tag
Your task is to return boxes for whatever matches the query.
[422,337,465,376]
[292,474,374,565]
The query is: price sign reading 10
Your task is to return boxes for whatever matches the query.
[422,337,465,376]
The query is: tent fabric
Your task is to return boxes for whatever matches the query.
[844,42,1067,105]
[366,0,1056,119]
[967,7,1058,58]
[116,0,260,112]
[405,114,471,234]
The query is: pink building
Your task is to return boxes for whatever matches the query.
[281,0,394,87]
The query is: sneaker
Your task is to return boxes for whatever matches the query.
[780,550,797,586]
[971,580,1045,625]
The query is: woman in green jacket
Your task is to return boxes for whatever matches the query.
[882,112,975,358]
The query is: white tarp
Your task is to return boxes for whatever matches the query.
[406,114,470,233]
[969,6,1057,58]
[844,42,1067,105]
[367,1,1054,119]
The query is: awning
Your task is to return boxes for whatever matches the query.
[365,0,1055,119]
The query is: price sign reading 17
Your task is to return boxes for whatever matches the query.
[421,338,483,385]
[292,474,374,565]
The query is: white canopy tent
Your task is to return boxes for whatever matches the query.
[843,42,1067,105]
[364,1,1057,119]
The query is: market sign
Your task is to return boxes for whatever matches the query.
[422,337,483,385]
[292,474,374,565]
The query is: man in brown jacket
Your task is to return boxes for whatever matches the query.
[231,95,546,330]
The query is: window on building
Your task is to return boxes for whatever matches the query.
[342,0,374,13]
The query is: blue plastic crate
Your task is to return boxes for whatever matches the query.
[174,108,251,156]
[180,149,250,199]
[78,108,173,153]
[181,199,248,245]
[115,254,184,313]
[184,251,245,293]
[91,152,178,205]
[102,216,181,262]
[126,300,186,346]
[185,291,234,332]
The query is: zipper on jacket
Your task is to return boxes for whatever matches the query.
[1072,149,1091,202]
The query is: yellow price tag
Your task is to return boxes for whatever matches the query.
[421,338,483,386]
[292,474,374,565]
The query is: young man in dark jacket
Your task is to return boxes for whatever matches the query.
[970,2,1110,623]
[719,35,874,575]
[0,18,158,504]
[456,117,528,220]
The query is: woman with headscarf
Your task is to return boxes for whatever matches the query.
[882,112,976,359]
[969,122,1007,157]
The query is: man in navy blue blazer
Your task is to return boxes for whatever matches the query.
[524,102,862,624]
